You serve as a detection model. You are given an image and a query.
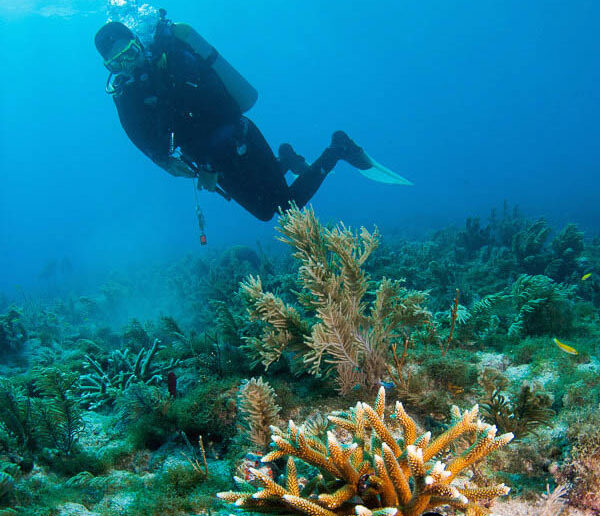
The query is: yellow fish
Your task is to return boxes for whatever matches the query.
[582,273,592,281]
[553,337,578,355]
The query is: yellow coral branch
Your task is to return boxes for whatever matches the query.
[283,494,337,516]
[362,401,402,457]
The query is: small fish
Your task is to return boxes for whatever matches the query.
[553,337,578,355]
[582,273,592,281]
[378,380,395,390]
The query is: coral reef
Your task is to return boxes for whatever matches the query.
[1,203,598,514]
[219,386,512,516]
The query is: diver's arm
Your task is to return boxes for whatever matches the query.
[124,122,197,178]
[114,93,172,168]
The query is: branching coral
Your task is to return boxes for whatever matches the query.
[0,308,27,357]
[456,217,491,259]
[35,368,84,455]
[240,275,311,371]
[448,272,576,344]
[547,223,585,281]
[479,369,554,440]
[123,319,152,351]
[0,378,36,453]
[508,274,575,337]
[0,469,14,506]
[512,219,551,274]
[79,339,178,409]
[241,205,433,394]
[0,370,84,457]
[237,377,281,453]
[218,386,512,516]
[452,294,507,344]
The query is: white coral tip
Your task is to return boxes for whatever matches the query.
[432,461,445,474]
[235,498,245,506]
[425,476,434,485]
[407,445,423,459]
[355,505,372,516]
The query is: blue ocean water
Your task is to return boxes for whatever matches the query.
[1,0,599,294]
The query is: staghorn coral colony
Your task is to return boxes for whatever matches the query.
[0,203,599,515]
[219,386,512,516]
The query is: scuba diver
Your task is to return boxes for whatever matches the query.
[95,10,411,222]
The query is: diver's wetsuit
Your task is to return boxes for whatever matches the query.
[111,27,330,221]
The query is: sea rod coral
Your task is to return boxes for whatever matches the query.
[237,377,281,453]
[240,205,432,394]
[218,386,513,516]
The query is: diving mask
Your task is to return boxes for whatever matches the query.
[104,39,143,73]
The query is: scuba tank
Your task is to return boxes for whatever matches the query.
[157,9,258,113]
